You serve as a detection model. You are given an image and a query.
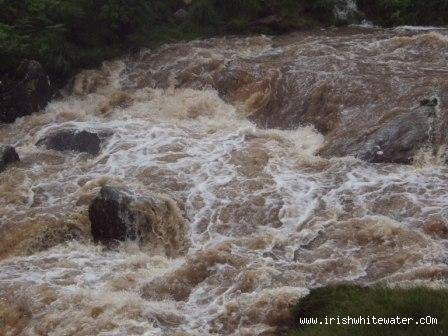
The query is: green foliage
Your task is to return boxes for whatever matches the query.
[0,0,184,80]
[288,285,448,336]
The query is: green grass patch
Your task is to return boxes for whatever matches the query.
[288,285,448,336]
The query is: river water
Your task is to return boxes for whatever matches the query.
[1,26,448,335]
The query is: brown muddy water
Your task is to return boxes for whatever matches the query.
[1,26,448,335]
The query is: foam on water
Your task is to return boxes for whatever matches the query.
[395,26,448,32]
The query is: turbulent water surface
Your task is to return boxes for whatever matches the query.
[1,26,448,335]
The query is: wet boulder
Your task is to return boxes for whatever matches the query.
[37,129,103,155]
[0,60,52,123]
[89,186,189,257]
[359,109,435,164]
[0,145,20,172]
[174,8,188,20]
[420,97,439,107]
[319,104,440,164]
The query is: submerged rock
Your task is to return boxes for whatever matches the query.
[0,145,20,172]
[420,97,439,107]
[36,129,104,155]
[89,186,189,257]
[0,60,52,123]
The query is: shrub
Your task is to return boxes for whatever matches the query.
[356,0,448,26]
[0,0,183,80]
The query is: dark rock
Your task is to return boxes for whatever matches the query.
[37,129,103,155]
[89,186,189,256]
[319,106,438,164]
[89,187,141,243]
[262,251,279,260]
[293,249,301,262]
[0,60,52,123]
[0,145,20,172]
[420,97,439,107]
[174,8,188,20]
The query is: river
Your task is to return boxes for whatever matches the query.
[1,26,448,335]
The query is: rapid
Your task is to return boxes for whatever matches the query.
[1,25,448,335]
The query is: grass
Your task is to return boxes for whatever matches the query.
[288,285,448,336]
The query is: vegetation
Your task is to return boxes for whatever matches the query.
[357,0,448,27]
[0,0,184,80]
[288,285,448,336]
[0,0,336,82]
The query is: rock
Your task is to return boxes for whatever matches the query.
[36,129,103,155]
[262,251,279,260]
[174,8,188,20]
[319,105,438,164]
[0,145,20,172]
[0,60,52,123]
[293,248,301,262]
[89,186,189,256]
[420,97,439,107]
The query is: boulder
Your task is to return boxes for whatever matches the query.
[420,97,439,107]
[0,145,20,172]
[174,8,188,20]
[36,129,103,155]
[89,186,189,257]
[0,60,52,123]
[319,105,438,164]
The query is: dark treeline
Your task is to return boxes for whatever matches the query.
[1,0,447,84]
[0,0,337,81]
[358,0,448,27]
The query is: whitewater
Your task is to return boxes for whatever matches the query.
[1,26,448,335]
